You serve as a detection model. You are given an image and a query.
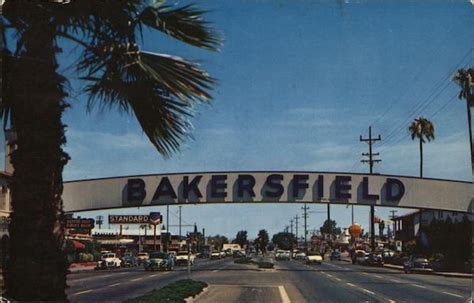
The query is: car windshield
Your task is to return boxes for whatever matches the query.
[177,252,188,256]
[138,253,148,256]
[149,252,167,259]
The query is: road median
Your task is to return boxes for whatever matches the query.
[124,279,208,303]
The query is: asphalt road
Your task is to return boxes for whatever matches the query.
[67,257,472,302]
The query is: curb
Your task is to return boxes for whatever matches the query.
[341,258,472,279]
[184,286,209,303]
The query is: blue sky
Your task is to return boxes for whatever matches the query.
[3,0,473,239]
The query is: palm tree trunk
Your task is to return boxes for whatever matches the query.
[419,137,423,178]
[4,15,69,301]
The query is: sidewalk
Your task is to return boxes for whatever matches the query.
[68,262,96,273]
[340,255,472,279]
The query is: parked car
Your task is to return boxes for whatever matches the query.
[275,250,291,261]
[366,253,384,267]
[294,252,306,260]
[233,250,246,258]
[175,251,195,266]
[352,250,369,265]
[95,253,122,270]
[143,252,174,271]
[305,253,323,265]
[330,251,341,261]
[136,252,149,265]
[211,251,221,260]
[121,254,138,267]
[220,251,227,258]
[382,250,395,264]
[404,256,432,273]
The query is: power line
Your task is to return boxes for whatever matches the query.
[371,48,472,134]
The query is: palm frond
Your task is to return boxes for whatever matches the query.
[139,4,222,50]
[408,117,435,142]
[81,45,215,157]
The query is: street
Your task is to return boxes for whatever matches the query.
[67,257,471,302]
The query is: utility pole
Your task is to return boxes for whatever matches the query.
[390,210,398,240]
[360,126,382,252]
[166,205,170,233]
[351,205,354,225]
[290,219,294,234]
[294,215,299,241]
[302,204,310,253]
[179,205,182,240]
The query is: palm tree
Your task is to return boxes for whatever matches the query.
[452,68,474,175]
[409,117,435,178]
[1,1,221,300]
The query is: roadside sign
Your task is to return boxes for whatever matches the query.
[149,212,162,225]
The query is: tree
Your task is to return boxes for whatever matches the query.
[256,229,269,255]
[271,232,295,250]
[452,68,474,174]
[1,1,221,300]
[408,117,435,178]
[208,235,228,251]
[320,219,337,236]
[232,230,248,248]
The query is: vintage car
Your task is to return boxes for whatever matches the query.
[175,251,195,266]
[121,254,138,267]
[211,251,221,259]
[275,250,291,261]
[136,252,149,265]
[95,253,122,270]
[143,252,174,271]
[305,253,323,265]
[366,253,384,267]
[404,256,432,273]
[330,251,342,261]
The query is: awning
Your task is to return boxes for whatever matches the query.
[72,240,85,249]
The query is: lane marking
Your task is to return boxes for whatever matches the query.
[412,284,426,289]
[387,300,396,303]
[326,274,334,278]
[131,277,144,282]
[373,274,383,279]
[108,282,122,288]
[69,272,129,283]
[442,291,463,298]
[334,277,342,282]
[362,288,375,295]
[278,285,291,303]
[347,282,356,287]
[389,279,401,283]
[150,274,160,277]
[71,289,93,296]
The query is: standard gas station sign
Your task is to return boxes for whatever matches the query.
[62,172,473,213]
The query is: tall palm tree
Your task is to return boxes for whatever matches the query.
[1,1,221,300]
[409,117,435,178]
[452,68,474,175]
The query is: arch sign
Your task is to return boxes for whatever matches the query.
[62,172,473,213]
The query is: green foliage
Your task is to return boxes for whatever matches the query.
[409,117,435,143]
[233,230,248,247]
[78,253,94,263]
[420,216,472,271]
[125,279,208,303]
[207,235,228,251]
[320,219,337,235]
[271,232,295,250]
[255,229,269,253]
